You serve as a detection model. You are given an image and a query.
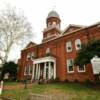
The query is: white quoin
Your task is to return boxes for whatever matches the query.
[0,81,3,95]
[91,56,100,74]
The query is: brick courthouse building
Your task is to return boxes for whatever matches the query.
[17,10,100,82]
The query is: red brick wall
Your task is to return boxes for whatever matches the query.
[18,23,100,82]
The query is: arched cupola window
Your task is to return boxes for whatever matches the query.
[53,21,56,26]
[48,22,51,27]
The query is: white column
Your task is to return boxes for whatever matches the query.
[48,62,51,79]
[38,64,40,79]
[43,62,46,79]
[36,64,38,79]
[54,62,56,79]
[31,64,35,82]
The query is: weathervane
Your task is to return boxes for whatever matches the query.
[52,5,56,11]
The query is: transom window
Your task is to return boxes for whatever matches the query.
[77,65,86,72]
[75,39,81,50]
[66,41,72,52]
[67,59,74,73]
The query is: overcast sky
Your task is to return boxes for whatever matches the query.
[0,0,100,61]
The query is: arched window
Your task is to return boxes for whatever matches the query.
[48,22,51,27]
[53,21,56,26]
[46,48,50,54]
[75,39,81,50]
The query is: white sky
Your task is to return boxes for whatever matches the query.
[0,0,100,61]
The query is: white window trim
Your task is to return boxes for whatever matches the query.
[67,59,74,73]
[24,66,28,75]
[27,53,31,61]
[31,52,34,60]
[75,39,81,50]
[77,65,86,72]
[66,41,72,52]
[24,66,32,75]
[27,52,35,61]
[29,66,32,75]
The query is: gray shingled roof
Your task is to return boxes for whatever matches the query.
[47,10,60,19]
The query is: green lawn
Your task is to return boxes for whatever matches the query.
[1,82,100,100]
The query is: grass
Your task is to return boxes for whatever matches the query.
[1,82,100,100]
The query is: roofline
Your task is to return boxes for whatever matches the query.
[62,24,86,35]
[22,22,100,51]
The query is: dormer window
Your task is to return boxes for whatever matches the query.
[75,39,81,50]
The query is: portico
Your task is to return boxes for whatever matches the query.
[31,56,56,81]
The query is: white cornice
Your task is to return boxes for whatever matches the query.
[22,22,100,51]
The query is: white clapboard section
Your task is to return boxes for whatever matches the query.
[91,56,100,74]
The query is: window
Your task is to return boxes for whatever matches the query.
[67,59,74,73]
[66,41,72,52]
[46,48,50,54]
[48,22,51,27]
[53,21,56,26]
[27,53,31,60]
[27,52,35,60]
[24,66,29,75]
[24,66,32,75]
[57,24,60,28]
[31,52,34,60]
[75,39,81,50]
[77,65,86,72]
[29,66,32,75]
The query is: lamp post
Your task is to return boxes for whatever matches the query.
[24,75,28,89]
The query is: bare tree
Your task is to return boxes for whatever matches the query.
[0,6,33,63]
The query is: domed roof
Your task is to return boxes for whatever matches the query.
[47,10,60,19]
